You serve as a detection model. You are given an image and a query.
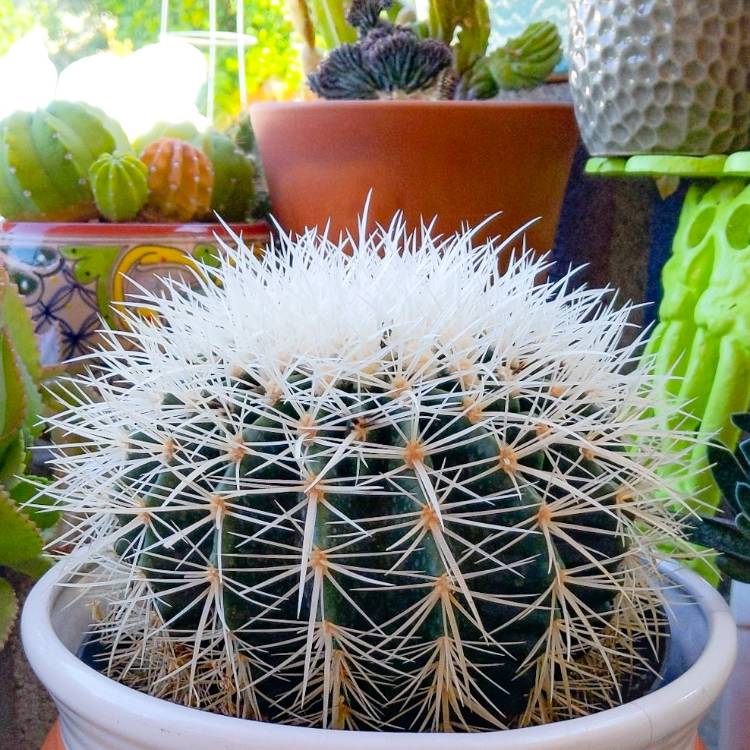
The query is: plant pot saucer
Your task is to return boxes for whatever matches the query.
[40,722,709,750]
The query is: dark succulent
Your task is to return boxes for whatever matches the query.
[308,0,456,100]
[689,413,750,582]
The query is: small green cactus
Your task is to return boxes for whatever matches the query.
[0,101,121,222]
[0,268,58,649]
[193,132,256,222]
[46,218,696,731]
[89,153,149,223]
[689,414,750,582]
[427,0,490,74]
[462,21,562,98]
[308,0,456,100]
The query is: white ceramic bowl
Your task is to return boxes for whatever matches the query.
[22,560,735,750]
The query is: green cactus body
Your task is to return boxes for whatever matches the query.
[464,20,562,98]
[89,153,149,222]
[47,221,690,732]
[0,101,118,221]
[194,131,256,222]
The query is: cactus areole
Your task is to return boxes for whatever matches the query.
[45,217,695,732]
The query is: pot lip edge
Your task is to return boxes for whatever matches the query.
[248,99,575,114]
[21,560,736,745]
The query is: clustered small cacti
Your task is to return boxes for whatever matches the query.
[47,217,696,732]
[690,413,750,582]
[0,103,260,224]
[140,138,214,222]
[194,131,256,223]
[89,153,149,222]
[0,101,123,222]
[309,0,456,100]
[307,0,561,101]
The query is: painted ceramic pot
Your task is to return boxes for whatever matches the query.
[569,0,750,155]
[0,222,269,361]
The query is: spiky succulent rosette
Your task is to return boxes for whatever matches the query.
[45,218,697,732]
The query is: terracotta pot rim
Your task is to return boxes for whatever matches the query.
[250,99,574,114]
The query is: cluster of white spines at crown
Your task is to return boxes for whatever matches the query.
[45,215,695,732]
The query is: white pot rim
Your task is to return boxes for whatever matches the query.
[22,560,736,750]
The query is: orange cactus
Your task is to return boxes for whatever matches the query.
[140,138,214,222]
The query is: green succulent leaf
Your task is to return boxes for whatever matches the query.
[707,440,745,514]
[0,490,49,578]
[737,511,750,538]
[0,434,25,490]
[0,267,41,384]
[718,553,750,583]
[736,482,750,517]
[0,577,18,651]
[0,328,28,460]
[689,514,750,558]
[10,476,60,531]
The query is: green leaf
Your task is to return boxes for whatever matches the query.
[0,490,49,578]
[0,266,42,384]
[737,511,750,538]
[0,328,27,457]
[689,515,750,558]
[0,577,18,650]
[707,440,745,513]
[737,482,750,517]
[718,553,750,584]
[10,476,60,530]
[0,433,25,489]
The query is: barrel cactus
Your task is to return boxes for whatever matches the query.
[193,131,256,221]
[140,138,214,222]
[0,101,120,222]
[89,153,149,222]
[46,219,693,731]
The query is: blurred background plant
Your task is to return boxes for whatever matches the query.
[0,0,302,130]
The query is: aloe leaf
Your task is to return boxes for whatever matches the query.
[0,578,18,650]
[0,490,50,577]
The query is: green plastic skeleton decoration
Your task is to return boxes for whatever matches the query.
[587,155,750,512]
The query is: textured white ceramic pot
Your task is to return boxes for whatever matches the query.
[568,0,750,155]
[22,561,735,750]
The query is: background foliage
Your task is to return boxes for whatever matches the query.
[2,0,302,127]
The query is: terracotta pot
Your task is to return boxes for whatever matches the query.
[0,221,269,362]
[250,101,578,253]
[25,561,734,750]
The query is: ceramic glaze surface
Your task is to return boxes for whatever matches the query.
[0,222,268,360]
[569,0,750,155]
[23,562,735,750]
